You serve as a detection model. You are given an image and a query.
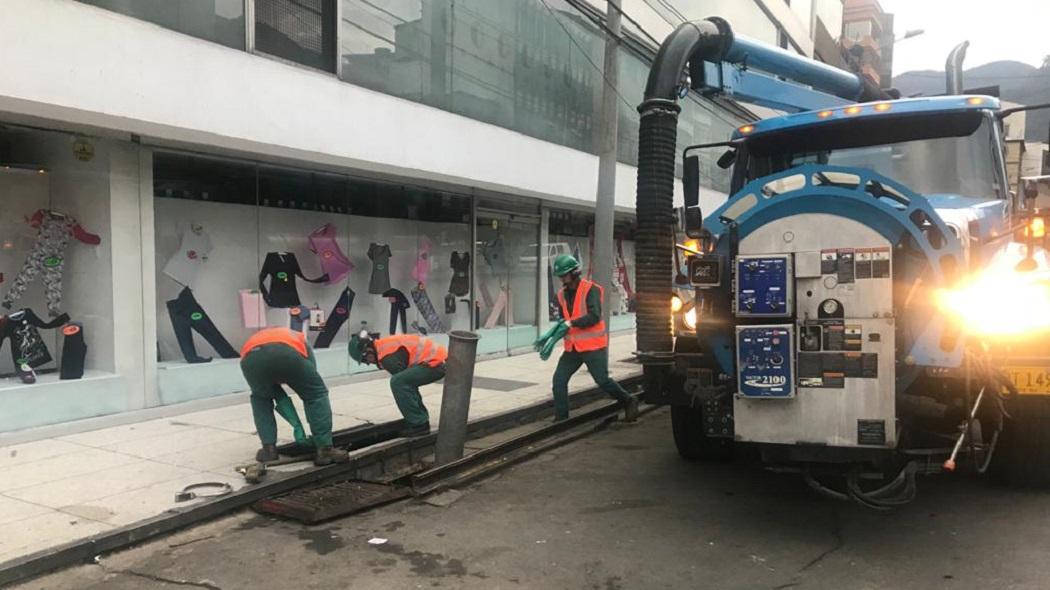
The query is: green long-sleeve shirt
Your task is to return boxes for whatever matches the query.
[379,348,410,374]
[562,283,602,328]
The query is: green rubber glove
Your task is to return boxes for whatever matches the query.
[274,396,312,446]
[535,323,561,350]
[539,322,570,361]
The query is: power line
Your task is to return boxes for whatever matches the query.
[601,0,660,47]
[898,71,1050,80]
[638,0,681,29]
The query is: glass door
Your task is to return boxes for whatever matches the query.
[474,210,540,355]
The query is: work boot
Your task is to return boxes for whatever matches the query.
[622,397,640,422]
[399,423,431,438]
[314,446,350,466]
[255,444,279,463]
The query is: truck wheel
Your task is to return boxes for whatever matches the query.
[671,405,732,461]
[993,396,1050,487]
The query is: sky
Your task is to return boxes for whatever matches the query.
[879,0,1049,76]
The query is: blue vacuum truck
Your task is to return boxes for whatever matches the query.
[634,18,1050,508]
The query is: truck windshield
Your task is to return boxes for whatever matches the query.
[746,114,1004,201]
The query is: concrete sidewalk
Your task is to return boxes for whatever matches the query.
[0,333,639,565]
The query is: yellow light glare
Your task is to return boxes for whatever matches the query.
[1025,217,1047,239]
[934,244,1050,336]
[874,103,892,112]
[817,110,834,119]
[844,106,863,115]
[671,294,684,313]
[967,97,985,105]
[684,308,698,330]
[738,124,755,134]
[682,239,701,254]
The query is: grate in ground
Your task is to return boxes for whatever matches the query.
[253,481,411,524]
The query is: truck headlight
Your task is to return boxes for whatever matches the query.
[671,294,683,313]
[684,307,698,330]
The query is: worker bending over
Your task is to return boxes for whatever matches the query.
[350,331,447,437]
[240,327,348,465]
[545,254,638,422]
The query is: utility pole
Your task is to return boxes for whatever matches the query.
[593,0,621,326]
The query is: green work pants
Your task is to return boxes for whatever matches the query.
[241,344,333,447]
[552,348,629,420]
[390,364,446,427]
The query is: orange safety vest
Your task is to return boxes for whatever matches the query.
[240,327,309,359]
[557,279,608,352]
[375,334,448,368]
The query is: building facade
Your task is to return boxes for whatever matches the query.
[841,0,894,87]
[0,0,818,435]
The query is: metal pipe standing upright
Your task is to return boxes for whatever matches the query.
[435,330,480,465]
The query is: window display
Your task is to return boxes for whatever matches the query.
[259,251,328,308]
[367,242,392,294]
[165,286,239,363]
[162,223,211,287]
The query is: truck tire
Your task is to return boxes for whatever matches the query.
[671,404,732,461]
[993,396,1050,487]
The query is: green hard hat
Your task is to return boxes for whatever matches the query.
[552,254,581,277]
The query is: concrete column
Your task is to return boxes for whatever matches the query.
[592,0,622,326]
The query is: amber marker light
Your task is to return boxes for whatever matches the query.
[844,105,863,115]
[738,124,755,134]
[874,103,892,112]
[967,97,984,105]
[817,110,834,119]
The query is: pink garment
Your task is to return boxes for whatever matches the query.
[239,289,267,329]
[411,236,432,284]
[308,223,354,283]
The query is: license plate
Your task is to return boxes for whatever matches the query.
[1005,366,1050,395]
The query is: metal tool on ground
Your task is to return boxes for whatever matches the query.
[435,330,480,465]
[174,482,233,503]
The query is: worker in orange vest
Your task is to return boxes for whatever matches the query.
[349,331,447,437]
[549,254,638,422]
[240,327,348,466]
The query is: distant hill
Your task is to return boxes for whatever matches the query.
[894,60,1050,141]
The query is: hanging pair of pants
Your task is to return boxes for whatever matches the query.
[314,287,354,349]
[552,349,631,420]
[60,322,86,380]
[389,303,407,334]
[166,287,238,363]
[241,343,333,447]
[390,363,446,427]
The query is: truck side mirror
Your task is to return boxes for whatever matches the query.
[683,155,704,238]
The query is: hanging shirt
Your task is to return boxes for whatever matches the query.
[162,225,212,287]
[411,237,432,285]
[258,252,327,308]
[308,223,354,284]
[368,243,392,294]
[448,251,470,296]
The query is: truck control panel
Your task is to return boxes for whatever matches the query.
[736,325,795,398]
[736,255,793,317]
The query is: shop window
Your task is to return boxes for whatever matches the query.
[153,153,474,402]
[0,127,134,432]
[255,0,337,72]
[78,0,246,50]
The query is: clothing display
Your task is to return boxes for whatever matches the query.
[308,223,354,284]
[368,243,392,294]
[410,285,445,333]
[289,306,308,332]
[411,237,432,284]
[444,293,456,314]
[313,287,355,349]
[259,252,327,308]
[448,251,470,297]
[1,308,69,369]
[60,322,86,380]
[615,239,636,312]
[481,236,507,276]
[2,210,101,317]
[484,288,513,329]
[383,288,410,334]
[166,287,238,363]
[162,224,212,287]
[239,289,267,329]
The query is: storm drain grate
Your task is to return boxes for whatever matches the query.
[472,376,535,391]
[253,481,411,524]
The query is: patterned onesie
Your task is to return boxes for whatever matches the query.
[2,210,100,317]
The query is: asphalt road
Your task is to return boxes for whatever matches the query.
[17,408,1050,590]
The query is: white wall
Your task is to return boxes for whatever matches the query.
[0,0,656,214]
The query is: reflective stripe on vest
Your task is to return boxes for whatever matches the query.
[556,279,608,352]
[375,334,448,367]
[240,327,309,359]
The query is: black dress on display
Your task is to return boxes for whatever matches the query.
[259,252,328,308]
[449,251,470,297]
